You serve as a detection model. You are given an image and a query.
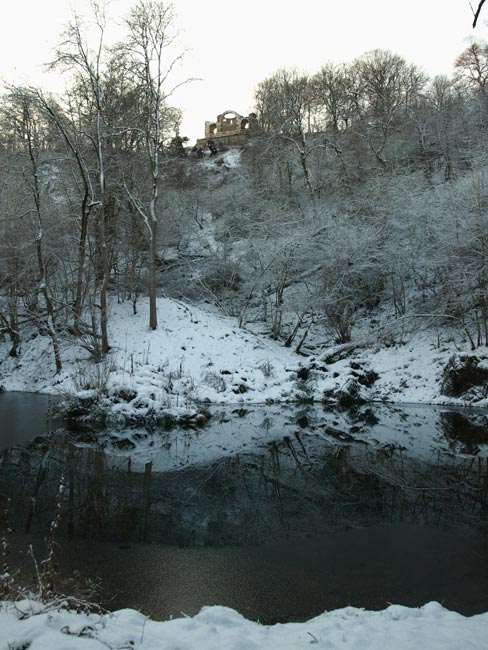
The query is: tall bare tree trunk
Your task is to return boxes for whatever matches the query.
[22,98,62,373]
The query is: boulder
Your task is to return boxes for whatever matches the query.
[441,354,488,399]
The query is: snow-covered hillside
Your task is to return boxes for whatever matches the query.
[1,296,487,422]
[0,298,300,418]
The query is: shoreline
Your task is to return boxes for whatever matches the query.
[2,297,488,427]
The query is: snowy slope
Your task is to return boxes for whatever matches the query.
[0,298,301,418]
[0,296,487,418]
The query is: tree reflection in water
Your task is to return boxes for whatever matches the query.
[2,402,488,621]
[1,404,487,546]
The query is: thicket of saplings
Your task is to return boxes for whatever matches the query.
[1,0,488,375]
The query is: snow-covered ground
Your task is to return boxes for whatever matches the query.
[1,599,487,650]
[0,301,482,410]
[0,296,486,421]
[0,298,301,419]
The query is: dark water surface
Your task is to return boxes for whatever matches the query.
[0,392,59,449]
[1,393,488,623]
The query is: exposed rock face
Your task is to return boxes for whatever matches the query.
[336,377,364,408]
[322,362,378,408]
[349,362,379,387]
[297,366,310,380]
[441,354,488,400]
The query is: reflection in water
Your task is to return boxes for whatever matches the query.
[1,400,488,621]
[441,410,488,453]
[2,427,487,546]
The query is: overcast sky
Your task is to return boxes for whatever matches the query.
[1,0,487,142]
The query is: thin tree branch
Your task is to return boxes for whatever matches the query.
[473,0,486,27]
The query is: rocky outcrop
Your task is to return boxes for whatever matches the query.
[441,354,488,401]
[323,361,379,408]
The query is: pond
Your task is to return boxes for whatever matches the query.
[1,392,488,623]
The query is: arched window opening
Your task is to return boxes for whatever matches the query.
[222,112,238,126]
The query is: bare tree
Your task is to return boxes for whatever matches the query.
[51,1,111,354]
[454,40,488,126]
[2,91,62,372]
[473,0,486,27]
[122,0,189,331]
[351,49,427,169]
[0,158,24,358]
[312,62,356,133]
[254,68,322,199]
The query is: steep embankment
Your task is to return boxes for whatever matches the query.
[1,296,488,423]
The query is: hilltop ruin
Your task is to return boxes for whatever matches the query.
[196,110,258,148]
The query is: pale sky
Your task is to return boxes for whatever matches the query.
[1,0,486,142]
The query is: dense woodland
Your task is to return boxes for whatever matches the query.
[2,0,488,373]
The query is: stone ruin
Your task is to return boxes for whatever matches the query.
[196,110,258,149]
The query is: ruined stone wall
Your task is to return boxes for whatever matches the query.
[196,110,257,148]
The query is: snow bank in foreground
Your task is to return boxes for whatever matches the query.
[1,600,487,650]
